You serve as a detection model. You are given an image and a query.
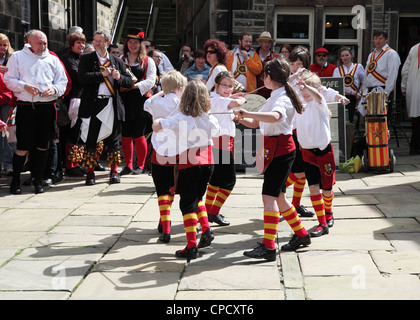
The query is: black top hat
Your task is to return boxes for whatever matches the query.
[126,28,145,40]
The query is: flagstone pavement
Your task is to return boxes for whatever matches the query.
[0,136,419,301]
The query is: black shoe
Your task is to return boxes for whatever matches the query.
[326,213,334,228]
[95,162,106,171]
[208,214,230,226]
[85,171,95,185]
[309,224,329,237]
[66,166,85,177]
[243,243,276,261]
[10,179,21,195]
[197,229,214,248]
[132,166,143,175]
[296,205,315,217]
[33,180,44,194]
[120,166,133,175]
[281,234,311,251]
[175,246,198,261]
[109,171,120,184]
[159,233,171,243]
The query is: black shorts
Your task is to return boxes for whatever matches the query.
[291,133,305,173]
[178,165,214,214]
[209,149,236,190]
[262,150,295,197]
[151,163,175,196]
[15,102,56,150]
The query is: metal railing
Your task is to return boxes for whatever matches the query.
[145,0,155,38]
[111,0,126,43]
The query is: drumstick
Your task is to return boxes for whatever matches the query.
[247,86,266,94]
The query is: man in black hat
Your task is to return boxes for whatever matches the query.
[78,29,133,185]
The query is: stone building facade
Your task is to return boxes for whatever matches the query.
[177,0,420,67]
[0,0,121,52]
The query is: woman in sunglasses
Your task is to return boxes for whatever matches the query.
[309,47,336,78]
[203,39,229,92]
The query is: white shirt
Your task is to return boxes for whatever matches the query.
[4,44,68,102]
[362,44,401,95]
[333,63,365,95]
[259,87,295,137]
[123,56,157,96]
[210,92,235,137]
[158,52,174,76]
[160,112,220,156]
[401,43,420,118]
[206,64,228,92]
[295,95,331,150]
[144,93,180,156]
[230,47,248,89]
[97,52,113,96]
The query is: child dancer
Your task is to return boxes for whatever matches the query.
[288,47,347,228]
[144,70,187,243]
[152,80,220,260]
[205,71,246,226]
[294,71,336,237]
[234,58,311,260]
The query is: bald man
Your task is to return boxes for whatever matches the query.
[4,30,68,194]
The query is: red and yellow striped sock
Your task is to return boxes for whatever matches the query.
[310,194,327,227]
[322,192,334,221]
[183,212,198,249]
[262,210,280,250]
[286,172,299,188]
[291,177,306,208]
[210,187,231,215]
[205,184,219,215]
[158,195,172,234]
[197,200,210,233]
[281,206,308,237]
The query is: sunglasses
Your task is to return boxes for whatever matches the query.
[206,50,217,54]
[316,54,327,57]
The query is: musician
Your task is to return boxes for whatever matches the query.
[226,32,263,93]
[358,30,400,115]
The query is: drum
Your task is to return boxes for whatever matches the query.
[237,94,266,112]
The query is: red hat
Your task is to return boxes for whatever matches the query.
[314,47,329,55]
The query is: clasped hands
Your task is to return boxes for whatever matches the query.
[24,84,56,97]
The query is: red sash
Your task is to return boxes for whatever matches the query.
[99,59,116,96]
[234,55,247,79]
[366,47,391,84]
[212,135,234,151]
[339,64,359,91]
[178,145,214,170]
[256,134,295,173]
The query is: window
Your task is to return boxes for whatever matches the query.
[323,9,363,64]
[273,8,314,54]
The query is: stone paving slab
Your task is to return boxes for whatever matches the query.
[377,204,420,218]
[298,250,381,276]
[0,208,70,232]
[0,259,91,291]
[16,245,108,262]
[0,291,70,300]
[69,271,180,300]
[385,232,420,250]
[178,264,281,291]
[175,290,285,300]
[370,250,420,274]
[304,274,420,300]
